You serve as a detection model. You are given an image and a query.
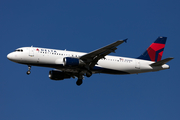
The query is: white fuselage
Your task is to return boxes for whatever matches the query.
[7,47,169,75]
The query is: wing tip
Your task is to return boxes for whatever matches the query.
[117,38,128,43]
[123,38,128,43]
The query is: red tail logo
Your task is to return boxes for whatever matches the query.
[147,43,165,62]
[137,37,167,62]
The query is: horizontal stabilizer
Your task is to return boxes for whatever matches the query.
[150,57,174,66]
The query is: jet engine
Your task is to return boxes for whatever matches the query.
[49,70,71,80]
[63,57,85,66]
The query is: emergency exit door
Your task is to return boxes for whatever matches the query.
[135,60,140,69]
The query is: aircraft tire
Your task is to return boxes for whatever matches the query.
[27,71,31,75]
[76,79,83,86]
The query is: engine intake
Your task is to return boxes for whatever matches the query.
[63,57,85,66]
[49,70,71,80]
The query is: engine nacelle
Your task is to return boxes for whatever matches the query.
[49,70,71,80]
[63,57,85,66]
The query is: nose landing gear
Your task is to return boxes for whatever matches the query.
[26,65,31,75]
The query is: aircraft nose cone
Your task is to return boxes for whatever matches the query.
[7,53,11,59]
[7,52,21,63]
[7,53,14,60]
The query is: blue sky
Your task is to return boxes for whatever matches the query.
[1,0,179,120]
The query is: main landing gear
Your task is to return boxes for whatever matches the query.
[76,74,83,86]
[26,65,31,75]
[76,79,83,86]
[75,71,92,86]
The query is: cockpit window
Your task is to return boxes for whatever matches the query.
[15,49,23,52]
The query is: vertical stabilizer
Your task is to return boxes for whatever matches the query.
[137,37,167,62]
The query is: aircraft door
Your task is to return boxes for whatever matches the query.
[29,46,34,57]
[135,60,140,69]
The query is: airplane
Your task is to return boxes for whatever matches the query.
[7,37,173,86]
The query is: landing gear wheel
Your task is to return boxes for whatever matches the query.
[26,65,31,75]
[76,79,83,86]
[27,71,31,75]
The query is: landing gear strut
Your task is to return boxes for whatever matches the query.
[26,65,31,75]
[86,71,92,77]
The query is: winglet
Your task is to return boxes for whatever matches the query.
[150,57,174,66]
[123,38,128,43]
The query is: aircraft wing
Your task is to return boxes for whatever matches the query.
[80,39,127,69]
